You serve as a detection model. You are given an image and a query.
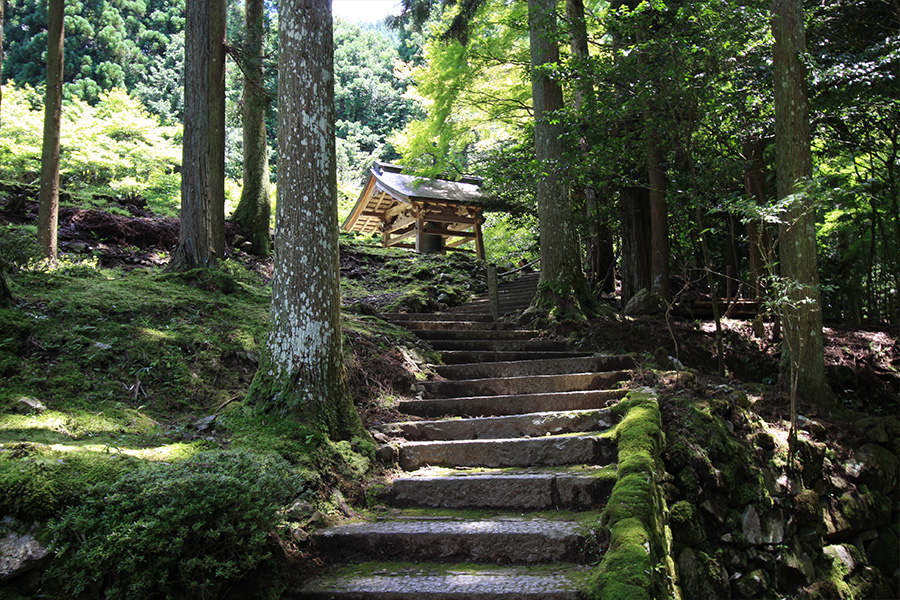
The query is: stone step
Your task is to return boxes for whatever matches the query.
[311,517,589,565]
[397,434,615,470]
[439,350,592,364]
[450,294,533,314]
[399,389,627,418]
[385,466,616,511]
[376,408,615,441]
[411,328,541,341]
[449,307,532,317]
[421,370,632,399]
[391,320,511,332]
[298,564,588,599]
[429,339,571,352]
[436,355,636,379]
[466,290,536,301]
[383,313,497,322]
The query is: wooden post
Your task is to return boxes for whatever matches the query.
[415,211,425,253]
[382,223,389,248]
[487,264,500,320]
[474,216,486,260]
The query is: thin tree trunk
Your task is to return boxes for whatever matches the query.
[529,0,593,319]
[245,0,363,440]
[170,0,217,270]
[37,0,64,262]
[647,138,670,299]
[232,0,271,257]
[743,136,772,301]
[209,0,226,258]
[0,253,12,306]
[567,0,614,294]
[620,185,652,304]
[772,0,831,405]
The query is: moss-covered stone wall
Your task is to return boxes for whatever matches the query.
[585,388,681,600]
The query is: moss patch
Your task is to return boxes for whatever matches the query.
[585,389,668,600]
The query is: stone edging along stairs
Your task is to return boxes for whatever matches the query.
[297,274,645,598]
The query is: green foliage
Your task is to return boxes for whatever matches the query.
[0,225,41,268]
[333,20,423,185]
[47,449,308,599]
[0,442,140,520]
[391,0,531,177]
[2,0,185,104]
[0,85,182,215]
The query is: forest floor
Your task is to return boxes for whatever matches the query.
[5,202,896,414]
[1,197,898,599]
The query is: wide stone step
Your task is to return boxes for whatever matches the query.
[421,370,632,398]
[436,355,636,379]
[383,313,497,322]
[397,434,615,470]
[377,408,615,441]
[450,301,532,313]
[298,564,588,599]
[429,339,571,352]
[386,466,616,510]
[392,320,509,332]
[399,389,627,418]
[311,517,589,564]
[439,350,592,364]
[410,328,541,341]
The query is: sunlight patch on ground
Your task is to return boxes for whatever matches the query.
[43,441,203,461]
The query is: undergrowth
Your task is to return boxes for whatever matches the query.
[0,229,473,597]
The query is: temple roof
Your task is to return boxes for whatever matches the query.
[342,162,483,235]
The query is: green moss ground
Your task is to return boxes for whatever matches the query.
[0,234,486,597]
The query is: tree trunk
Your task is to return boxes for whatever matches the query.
[37,0,64,262]
[647,138,669,300]
[169,0,217,271]
[620,185,652,303]
[0,253,12,306]
[1,0,5,118]
[245,0,364,440]
[231,0,271,257]
[209,0,226,258]
[772,0,832,405]
[529,0,593,320]
[743,136,773,300]
[567,0,615,295]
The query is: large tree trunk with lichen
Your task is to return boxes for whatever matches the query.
[528,0,593,320]
[231,0,271,257]
[772,0,831,405]
[245,0,363,440]
[209,0,226,258]
[169,0,221,271]
[1,0,5,117]
[37,0,64,261]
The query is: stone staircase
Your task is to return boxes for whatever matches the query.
[297,274,634,599]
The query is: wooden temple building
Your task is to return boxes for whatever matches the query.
[341,162,486,259]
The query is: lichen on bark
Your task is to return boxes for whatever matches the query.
[243,0,364,441]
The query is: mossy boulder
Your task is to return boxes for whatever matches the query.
[669,500,705,547]
[823,486,892,541]
[851,443,899,495]
[676,547,730,600]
